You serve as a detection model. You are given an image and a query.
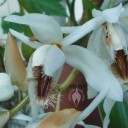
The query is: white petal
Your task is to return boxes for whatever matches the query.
[93,4,124,23]
[87,27,112,65]
[32,45,65,76]
[101,4,124,23]
[61,26,80,34]
[87,85,98,99]
[10,29,41,49]
[64,45,123,101]
[103,97,116,128]
[5,14,63,44]
[0,73,14,101]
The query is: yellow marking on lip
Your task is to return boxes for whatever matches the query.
[51,42,62,49]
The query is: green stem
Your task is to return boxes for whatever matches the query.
[60,69,79,93]
[18,1,25,16]
[55,92,61,112]
[9,96,29,117]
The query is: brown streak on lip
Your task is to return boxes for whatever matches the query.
[33,66,52,103]
[102,23,112,47]
[112,50,128,81]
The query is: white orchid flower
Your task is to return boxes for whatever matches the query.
[87,3,128,128]
[4,4,124,124]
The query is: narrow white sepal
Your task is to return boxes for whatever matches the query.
[9,29,42,49]
[76,87,109,123]
[0,73,14,101]
[32,45,65,76]
[103,97,115,128]
[61,26,80,34]
[62,16,105,47]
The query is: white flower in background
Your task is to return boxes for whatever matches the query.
[87,3,128,128]
[4,4,124,126]
[0,73,14,101]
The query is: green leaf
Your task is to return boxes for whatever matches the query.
[99,101,128,128]
[21,26,35,61]
[1,13,25,34]
[0,46,4,66]
[21,43,35,61]
[27,0,67,16]
[83,0,97,20]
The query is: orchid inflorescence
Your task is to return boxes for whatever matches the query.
[0,1,128,128]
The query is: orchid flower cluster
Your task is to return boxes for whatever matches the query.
[0,1,128,128]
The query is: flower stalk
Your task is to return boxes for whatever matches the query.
[60,68,79,93]
[9,96,29,117]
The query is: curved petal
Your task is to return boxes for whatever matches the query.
[63,45,123,101]
[93,4,124,23]
[10,29,42,49]
[0,73,14,101]
[4,14,63,44]
[87,27,112,65]
[32,45,65,76]
[4,33,27,91]
[103,97,115,128]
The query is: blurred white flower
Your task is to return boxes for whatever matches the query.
[4,4,124,125]
[87,3,128,128]
[0,73,14,101]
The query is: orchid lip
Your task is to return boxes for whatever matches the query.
[33,66,52,104]
[111,49,128,82]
